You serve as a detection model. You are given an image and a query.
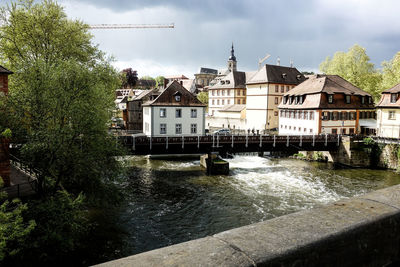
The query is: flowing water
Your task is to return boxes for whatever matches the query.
[88,155,400,265]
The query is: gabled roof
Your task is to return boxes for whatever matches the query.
[209,71,248,89]
[247,64,305,85]
[199,68,218,75]
[284,75,370,96]
[382,83,400,94]
[133,88,160,101]
[143,80,206,107]
[0,65,13,74]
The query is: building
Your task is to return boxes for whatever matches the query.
[165,75,189,83]
[134,79,157,89]
[278,75,375,135]
[376,83,400,138]
[142,81,206,136]
[126,89,161,131]
[0,65,13,95]
[194,68,218,87]
[245,64,306,131]
[208,104,246,131]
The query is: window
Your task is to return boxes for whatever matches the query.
[191,109,197,118]
[238,90,241,96]
[175,95,181,102]
[217,90,220,96]
[227,99,230,104]
[212,90,215,96]
[243,99,246,104]
[342,111,348,120]
[349,128,355,134]
[175,124,182,134]
[289,96,293,104]
[237,99,241,104]
[160,108,166,118]
[391,94,397,103]
[299,96,303,104]
[295,96,298,104]
[368,96,372,104]
[275,85,279,93]
[222,99,225,105]
[217,100,220,105]
[332,129,337,134]
[283,96,288,104]
[389,111,396,120]
[275,97,279,104]
[304,128,307,132]
[160,123,167,134]
[212,100,215,105]
[361,96,365,104]
[342,128,346,134]
[191,124,197,134]
[349,112,356,120]
[280,110,284,117]
[294,127,296,131]
[345,95,351,104]
[304,111,308,120]
[328,94,333,104]
[274,111,278,116]
[222,90,225,96]
[299,127,301,132]
[228,90,231,96]
[242,90,245,96]
[300,111,303,119]
[280,86,284,93]
[175,109,182,118]
[310,129,313,133]
[294,111,297,119]
[286,85,290,92]
[309,111,314,120]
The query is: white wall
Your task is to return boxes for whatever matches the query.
[279,111,319,135]
[143,106,152,135]
[246,84,268,130]
[147,106,205,136]
[377,109,400,138]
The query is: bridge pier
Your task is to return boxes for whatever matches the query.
[200,153,229,175]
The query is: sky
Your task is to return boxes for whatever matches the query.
[4,0,400,78]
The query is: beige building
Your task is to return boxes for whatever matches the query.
[194,68,218,87]
[377,83,400,138]
[278,75,375,135]
[246,64,306,131]
[207,104,246,131]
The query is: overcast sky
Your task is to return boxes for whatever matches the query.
[4,0,400,78]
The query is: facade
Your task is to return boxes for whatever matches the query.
[0,65,13,95]
[376,83,400,138]
[194,68,218,87]
[126,89,161,131]
[142,81,206,136]
[278,75,375,135]
[208,71,251,116]
[245,64,306,131]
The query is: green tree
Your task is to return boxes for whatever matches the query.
[381,52,400,90]
[0,0,123,198]
[197,91,208,105]
[140,75,155,81]
[319,44,382,100]
[0,178,35,261]
[155,75,165,87]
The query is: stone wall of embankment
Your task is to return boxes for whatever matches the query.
[96,184,400,266]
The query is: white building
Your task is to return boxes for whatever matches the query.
[377,83,400,138]
[278,75,375,135]
[142,81,206,136]
[246,64,306,131]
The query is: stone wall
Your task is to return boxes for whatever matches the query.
[96,185,400,266]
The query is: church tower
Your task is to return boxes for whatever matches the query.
[227,43,237,72]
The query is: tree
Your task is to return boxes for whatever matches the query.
[197,91,208,105]
[155,76,165,87]
[381,52,400,90]
[140,75,155,81]
[120,68,138,88]
[319,44,382,100]
[0,0,123,198]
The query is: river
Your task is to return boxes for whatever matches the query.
[87,155,400,265]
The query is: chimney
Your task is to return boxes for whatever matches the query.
[164,78,168,89]
[277,57,280,66]
[180,80,183,86]
[290,59,293,68]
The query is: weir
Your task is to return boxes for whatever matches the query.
[96,184,400,266]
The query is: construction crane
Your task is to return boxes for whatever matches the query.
[258,53,271,69]
[89,23,174,29]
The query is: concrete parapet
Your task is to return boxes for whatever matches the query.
[96,185,400,267]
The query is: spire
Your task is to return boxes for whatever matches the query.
[229,42,236,61]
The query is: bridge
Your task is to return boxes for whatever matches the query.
[119,134,341,155]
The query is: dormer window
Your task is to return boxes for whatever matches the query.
[282,73,287,79]
[221,81,225,85]
[226,80,230,84]
[295,96,299,104]
[361,96,365,104]
[174,92,181,102]
[368,96,372,104]
[391,93,397,103]
[328,94,333,104]
[289,96,293,104]
[345,95,351,104]
[283,96,288,104]
[299,95,304,104]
